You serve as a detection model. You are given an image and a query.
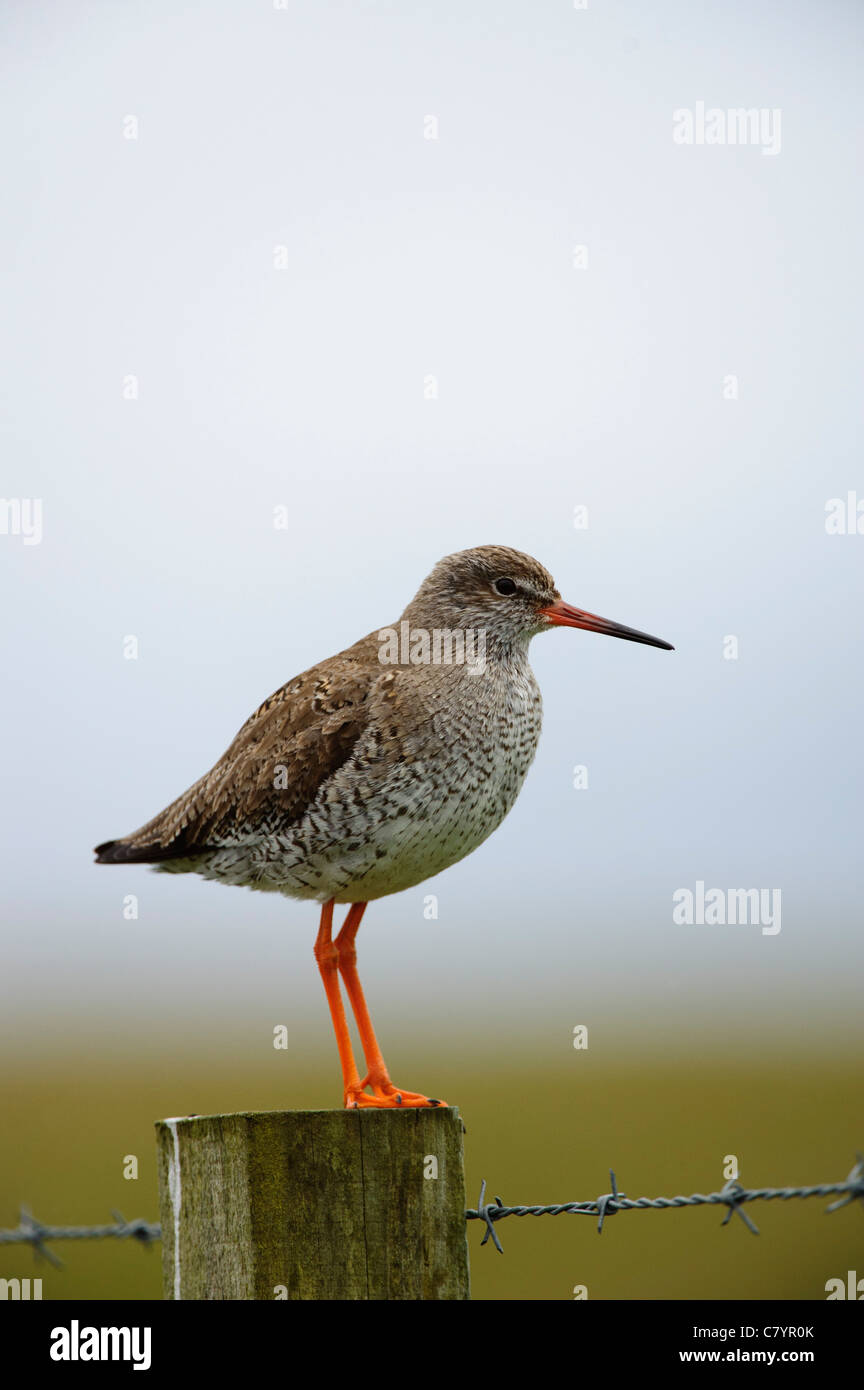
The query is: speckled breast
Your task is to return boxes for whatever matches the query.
[199,653,544,904]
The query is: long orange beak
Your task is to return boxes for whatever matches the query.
[539,599,674,650]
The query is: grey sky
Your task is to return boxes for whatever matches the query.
[2,0,862,1058]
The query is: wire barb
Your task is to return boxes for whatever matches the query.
[595,1170,624,1233]
[3,1155,862,1263]
[0,1208,161,1266]
[475,1179,506,1254]
[718,1180,760,1234]
[824,1155,864,1215]
[464,1153,864,1251]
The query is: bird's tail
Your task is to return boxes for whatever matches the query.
[93,837,197,865]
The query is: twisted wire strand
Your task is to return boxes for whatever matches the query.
[465,1156,864,1252]
[0,1210,161,1269]
[2,1157,861,1262]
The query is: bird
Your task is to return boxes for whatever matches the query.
[95,545,672,1109]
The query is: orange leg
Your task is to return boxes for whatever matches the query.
[313,900,364,1100]
[328,901,445,1109]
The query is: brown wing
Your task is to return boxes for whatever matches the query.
[94,647,374,864]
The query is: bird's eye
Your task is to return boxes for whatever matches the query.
[494,577,517,596]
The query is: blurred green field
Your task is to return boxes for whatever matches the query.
[2,1040,860,1301]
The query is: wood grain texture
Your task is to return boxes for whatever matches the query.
[155,1108,469,1301]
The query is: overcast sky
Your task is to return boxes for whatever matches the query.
[2,0,862,1064]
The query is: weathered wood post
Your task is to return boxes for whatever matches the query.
[155,1108,469,1300]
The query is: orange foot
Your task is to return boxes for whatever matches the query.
[345,1078,447,1110]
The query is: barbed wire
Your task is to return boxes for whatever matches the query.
[2,1156,861,1263]
[466,1155,864,1251]
[0,1209,161,1269]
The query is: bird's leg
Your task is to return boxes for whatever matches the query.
[314,900,365,1102]
[334,902,445,1109]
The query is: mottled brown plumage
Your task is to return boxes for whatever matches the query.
[95,545,672,1108]
[95,660,371,866]
[94,545,562,898]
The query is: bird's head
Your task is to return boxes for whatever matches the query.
[402,545,673,653]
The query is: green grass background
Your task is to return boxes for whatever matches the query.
[2,1038,860,1301]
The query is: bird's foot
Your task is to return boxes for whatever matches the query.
[345,1078,447,1110]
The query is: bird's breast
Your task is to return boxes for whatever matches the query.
[211,655,545,903]
[311,657,543,898]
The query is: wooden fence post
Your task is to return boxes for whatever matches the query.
[155,1108,469,1300]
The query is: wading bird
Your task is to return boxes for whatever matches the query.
[95,546,672,1108]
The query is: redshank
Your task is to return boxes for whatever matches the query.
[95,546,672,1108]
